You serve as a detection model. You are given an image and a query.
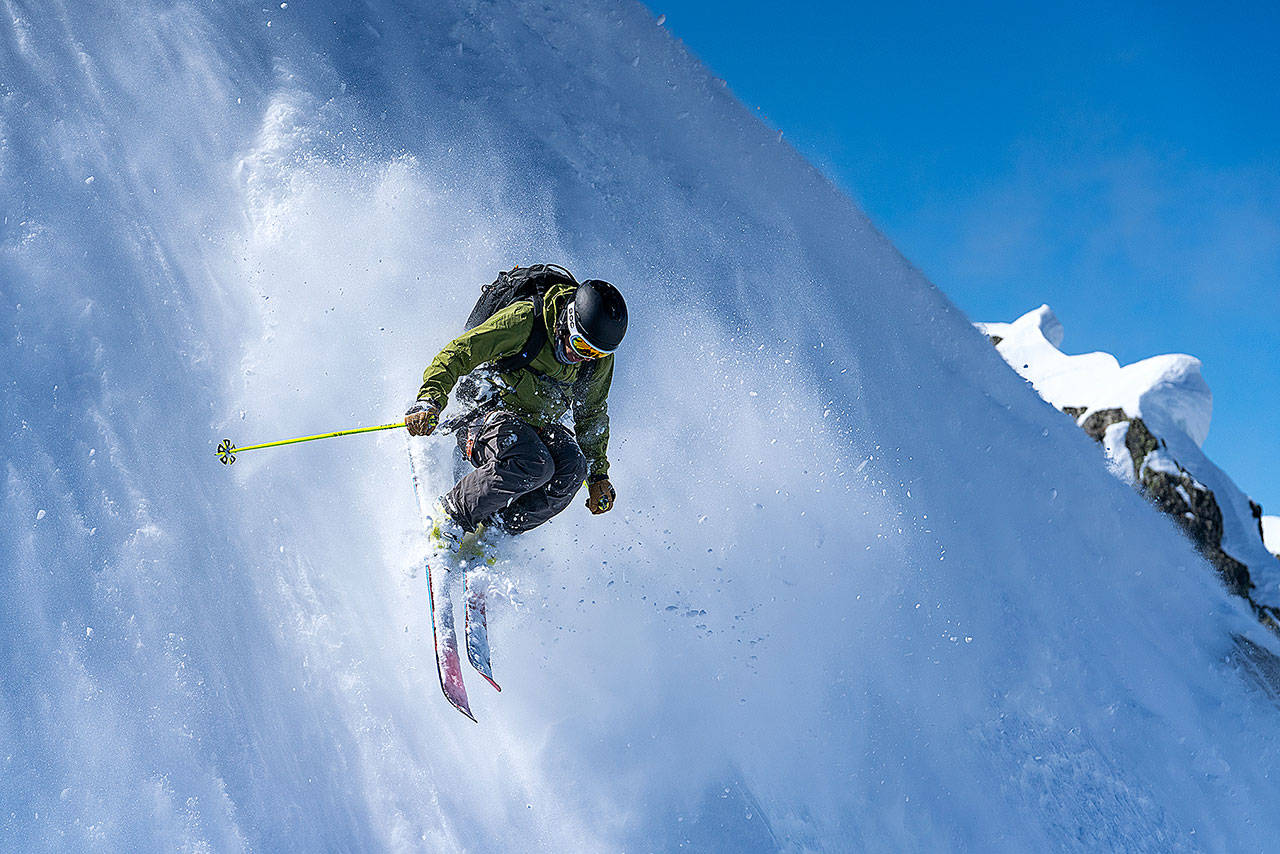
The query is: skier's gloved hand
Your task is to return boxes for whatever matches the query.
[405,399,440,437]
[586,477,615,515]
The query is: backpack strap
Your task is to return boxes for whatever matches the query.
[493,286,548,373]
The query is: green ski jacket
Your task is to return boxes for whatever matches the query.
[417,283,614,479]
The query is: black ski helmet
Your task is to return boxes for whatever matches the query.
[571,279,628,352]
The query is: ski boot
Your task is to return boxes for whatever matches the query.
[430,502,497,567]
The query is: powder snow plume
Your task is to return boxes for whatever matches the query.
[3,1,1279,851]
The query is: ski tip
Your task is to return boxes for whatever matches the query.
[444,690,477,721]
[444,680,476,721]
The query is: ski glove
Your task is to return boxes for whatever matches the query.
[586,477,615,515]
[405,399,440,437]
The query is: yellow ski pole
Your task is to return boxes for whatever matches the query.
[216,422,406,465]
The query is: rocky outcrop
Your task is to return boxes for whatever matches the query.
[1069,407,1277,630]
[1250,500,1266,543]
[980,306,1280,631]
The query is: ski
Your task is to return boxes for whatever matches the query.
[428,559,475,721]
[408,440,476,722]
[463,569,501,692]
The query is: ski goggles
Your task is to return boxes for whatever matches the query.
[564,303,614,360]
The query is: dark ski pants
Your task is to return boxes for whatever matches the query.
[445,410,587,535]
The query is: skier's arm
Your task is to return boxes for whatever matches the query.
[572,354,614,480]
[417,303,535,407]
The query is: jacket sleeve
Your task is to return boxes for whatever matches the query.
[572,355,614,480]
[417,303,535,407]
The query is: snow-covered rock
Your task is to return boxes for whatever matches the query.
[977,306,1213,446]
[979,307,1280,617]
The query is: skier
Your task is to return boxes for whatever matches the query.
[404,265,626,557]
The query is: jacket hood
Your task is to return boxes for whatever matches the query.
[541,280,578,337]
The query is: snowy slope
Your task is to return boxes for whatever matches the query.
[4,1,1280,851]
[979,307,1280,604]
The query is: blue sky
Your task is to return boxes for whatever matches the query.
[647,0,1280,513]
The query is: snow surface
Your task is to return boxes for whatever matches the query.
[979,307,1280,605]
[4,1,1280,851]
[1265,517,1280,557]
[1101,421,1135,486]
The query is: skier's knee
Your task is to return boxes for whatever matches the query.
[501,442,555,492]
[555,449,587,494]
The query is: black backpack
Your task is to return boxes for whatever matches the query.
[447,264,600,435]
[465,263,579,373]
